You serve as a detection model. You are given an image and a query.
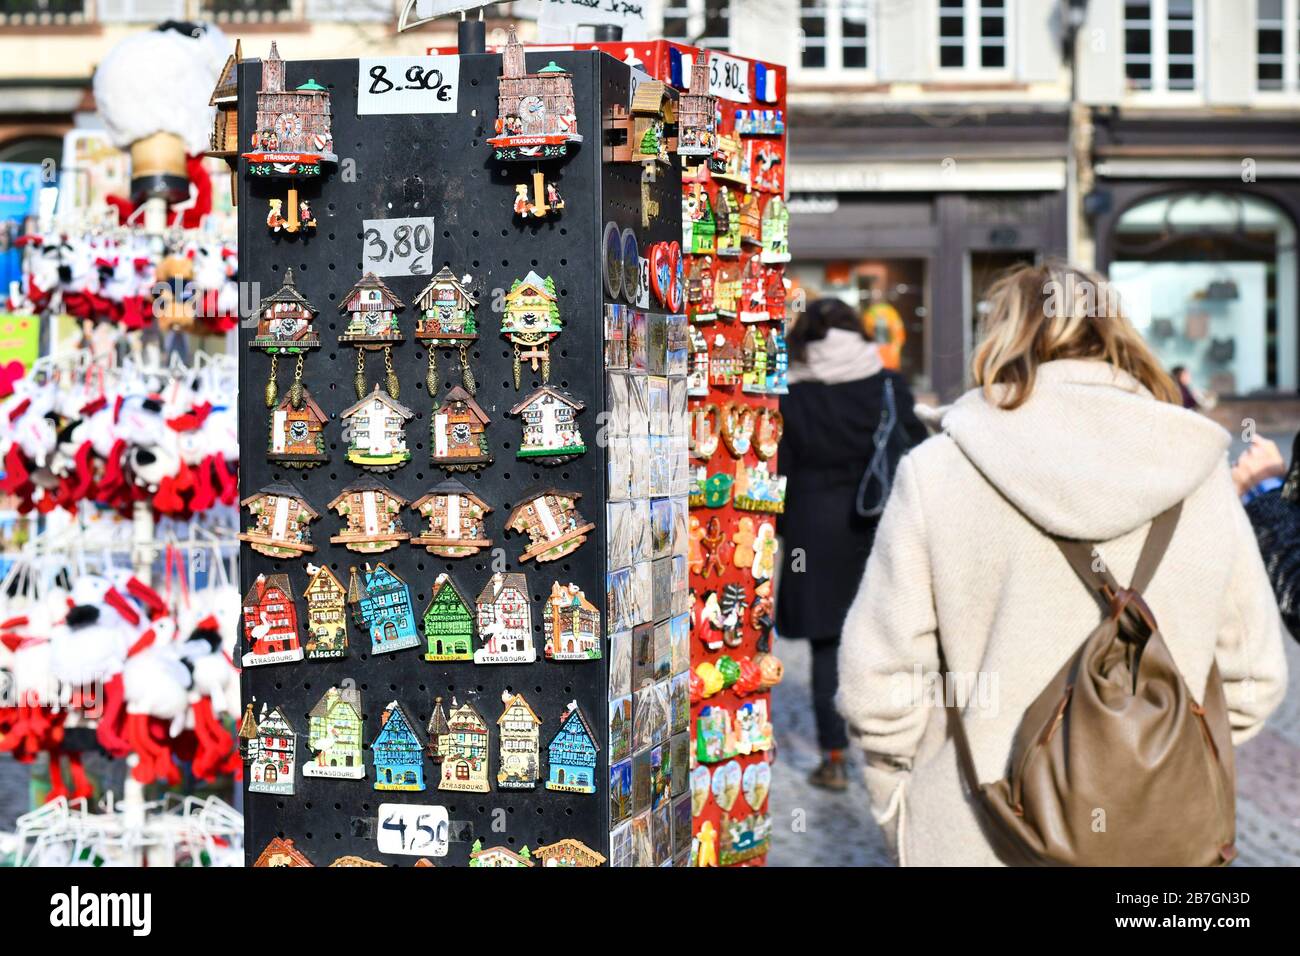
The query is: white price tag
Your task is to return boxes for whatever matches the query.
[376,803,450,857]
[707,52,751,102]
[358,56,460,116]
[361,216,436,277]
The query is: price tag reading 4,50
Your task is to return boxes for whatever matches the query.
[707,52,751,102]
[376,803,449,857]
[361,216,435,278]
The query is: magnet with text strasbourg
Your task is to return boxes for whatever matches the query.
[509,386,587,464]
[238,481,318,558]
[542,581,602,661]
[429,385,493,471]
[303,563,349,660]
[244,702,297,795]
[241,573,304,667]
[506,488,596,563]
[438,697,491,793]
[372,700,426,792]
[341,385,413,472]
[301,684,366,780]
[415,266,479,395]
[502,271,564,389]
[474,572,536,664]
[328,478,410,553]
[339,272,405,400]
[545,701,599,794]
[410,479,493,557]
[347,562,421,654]
[497,690,542,791]
[250,268,320,411]
[422,574,475,662]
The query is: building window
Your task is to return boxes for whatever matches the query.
[1124,0,1199,94]
[938,0,1009,72]
[1257,0,1299,92]
[659,0,732,49]
[798,0,873,74]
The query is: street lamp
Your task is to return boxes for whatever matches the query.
[1063,0,1091,265]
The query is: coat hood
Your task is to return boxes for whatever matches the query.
[941,359,1229,540]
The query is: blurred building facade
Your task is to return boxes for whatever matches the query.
[1,0,1298,400]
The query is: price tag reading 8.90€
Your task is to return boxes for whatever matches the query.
[376,803,450,857]
[361,216,436,278]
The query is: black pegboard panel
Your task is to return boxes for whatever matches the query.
[237,49,658,866]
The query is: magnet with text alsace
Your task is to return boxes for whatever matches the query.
[267,386,327,468]
[341,385,413,472]
[239,481,317,558]
[339,272,405,401]
[249,268,320,411]
[303,563,349,660]
[328,478,410,553]
[733,460,787,514]
[242,43,335,235]
[242,702,297,794]
[429,385,493,472]
[502,271,564,389]
[372,700,426,791]
[347,562,421,654]
[301,684,366,780]
[506,488,596,562]
[753,407,783,460]
[721,402,757,457]
[545,700,599,794]
[415,266,479,396]
[543,581,602,661]
[720,810,772,866]
[474,572,536,664]
[438,697,491,793]
[497,690,542,790]
[509,385,586,464]
[411,479,492,557]
[422,575,475,661]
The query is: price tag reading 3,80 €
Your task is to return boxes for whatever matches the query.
[361,216,436,278]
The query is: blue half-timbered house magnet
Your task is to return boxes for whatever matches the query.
[372,700,425,791]
[348,562,420,654]
[545,700,598,794]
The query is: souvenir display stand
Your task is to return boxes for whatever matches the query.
[237,40,693,866]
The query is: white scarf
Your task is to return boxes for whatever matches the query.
[787,328,885,385]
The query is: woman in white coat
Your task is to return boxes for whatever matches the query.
[837,263,1288,866]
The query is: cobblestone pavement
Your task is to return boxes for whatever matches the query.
[769,635,1300,867]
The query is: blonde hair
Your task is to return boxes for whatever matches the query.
[970,261,1180,410]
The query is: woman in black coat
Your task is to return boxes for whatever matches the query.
[1233,432,1300,641]
[776,298,927,790]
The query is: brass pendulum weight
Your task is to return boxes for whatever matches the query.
[426,347,438,397]
[288,352,305,410]
[264,352,279,408]
[383,344,399,400]
[459,344,476,395]
[354,348,367,399]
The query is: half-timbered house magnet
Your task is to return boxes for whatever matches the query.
[415,266,479,395]
[423,574,475,661]
[267,386,328,467]
[545,700,598,794]
[328,478,410,553]
[767,327,789,394]
[714,263,741,319]
[509,386,586,464]
[506,488,596,563]
[339,273,405,400]
[542,581,601,661]
[687,326,710,396]
[410,480,492,557]
[239,481,317,558]
[341,385,413,471]
[533,838,607,867]
[429,385,493,471]
[254,837,313,867]
[687,257,716,323]
[714,187,742,258]
[303,563,349,660]
[683,183,716,255]
[242,43,336,235]
[474,572,535,664]
[741,327,769,393]
[348,563,420,654]
[425,696,450,761]
[502,272,563,389]
[245,702,297,794]
[760,196,791,263]
[302,684,365,780]
[496,690,541,790]
[439,698,490,793]
[709,335,742,387]
[249,267,320,410]
[372,700,425,791]
[739,257,768,322]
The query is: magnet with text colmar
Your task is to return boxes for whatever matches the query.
[376,802,450,857]
[358,55,460,115]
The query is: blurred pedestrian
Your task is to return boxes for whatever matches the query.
[837,262,1288,865]
[1233,433,1300,641]
[776,297,927,791]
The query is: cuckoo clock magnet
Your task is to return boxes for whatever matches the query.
[415,266,479,395]
[340,272,405,401]
[239,481,318,558]
[506,488,595,563]
[410,479,493,557]
[328,479,410,553]
[249,267,320,411]
[501,271,564,389]
[430,385,493,471]
[267,386,327,467]
[509,385,587,464]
